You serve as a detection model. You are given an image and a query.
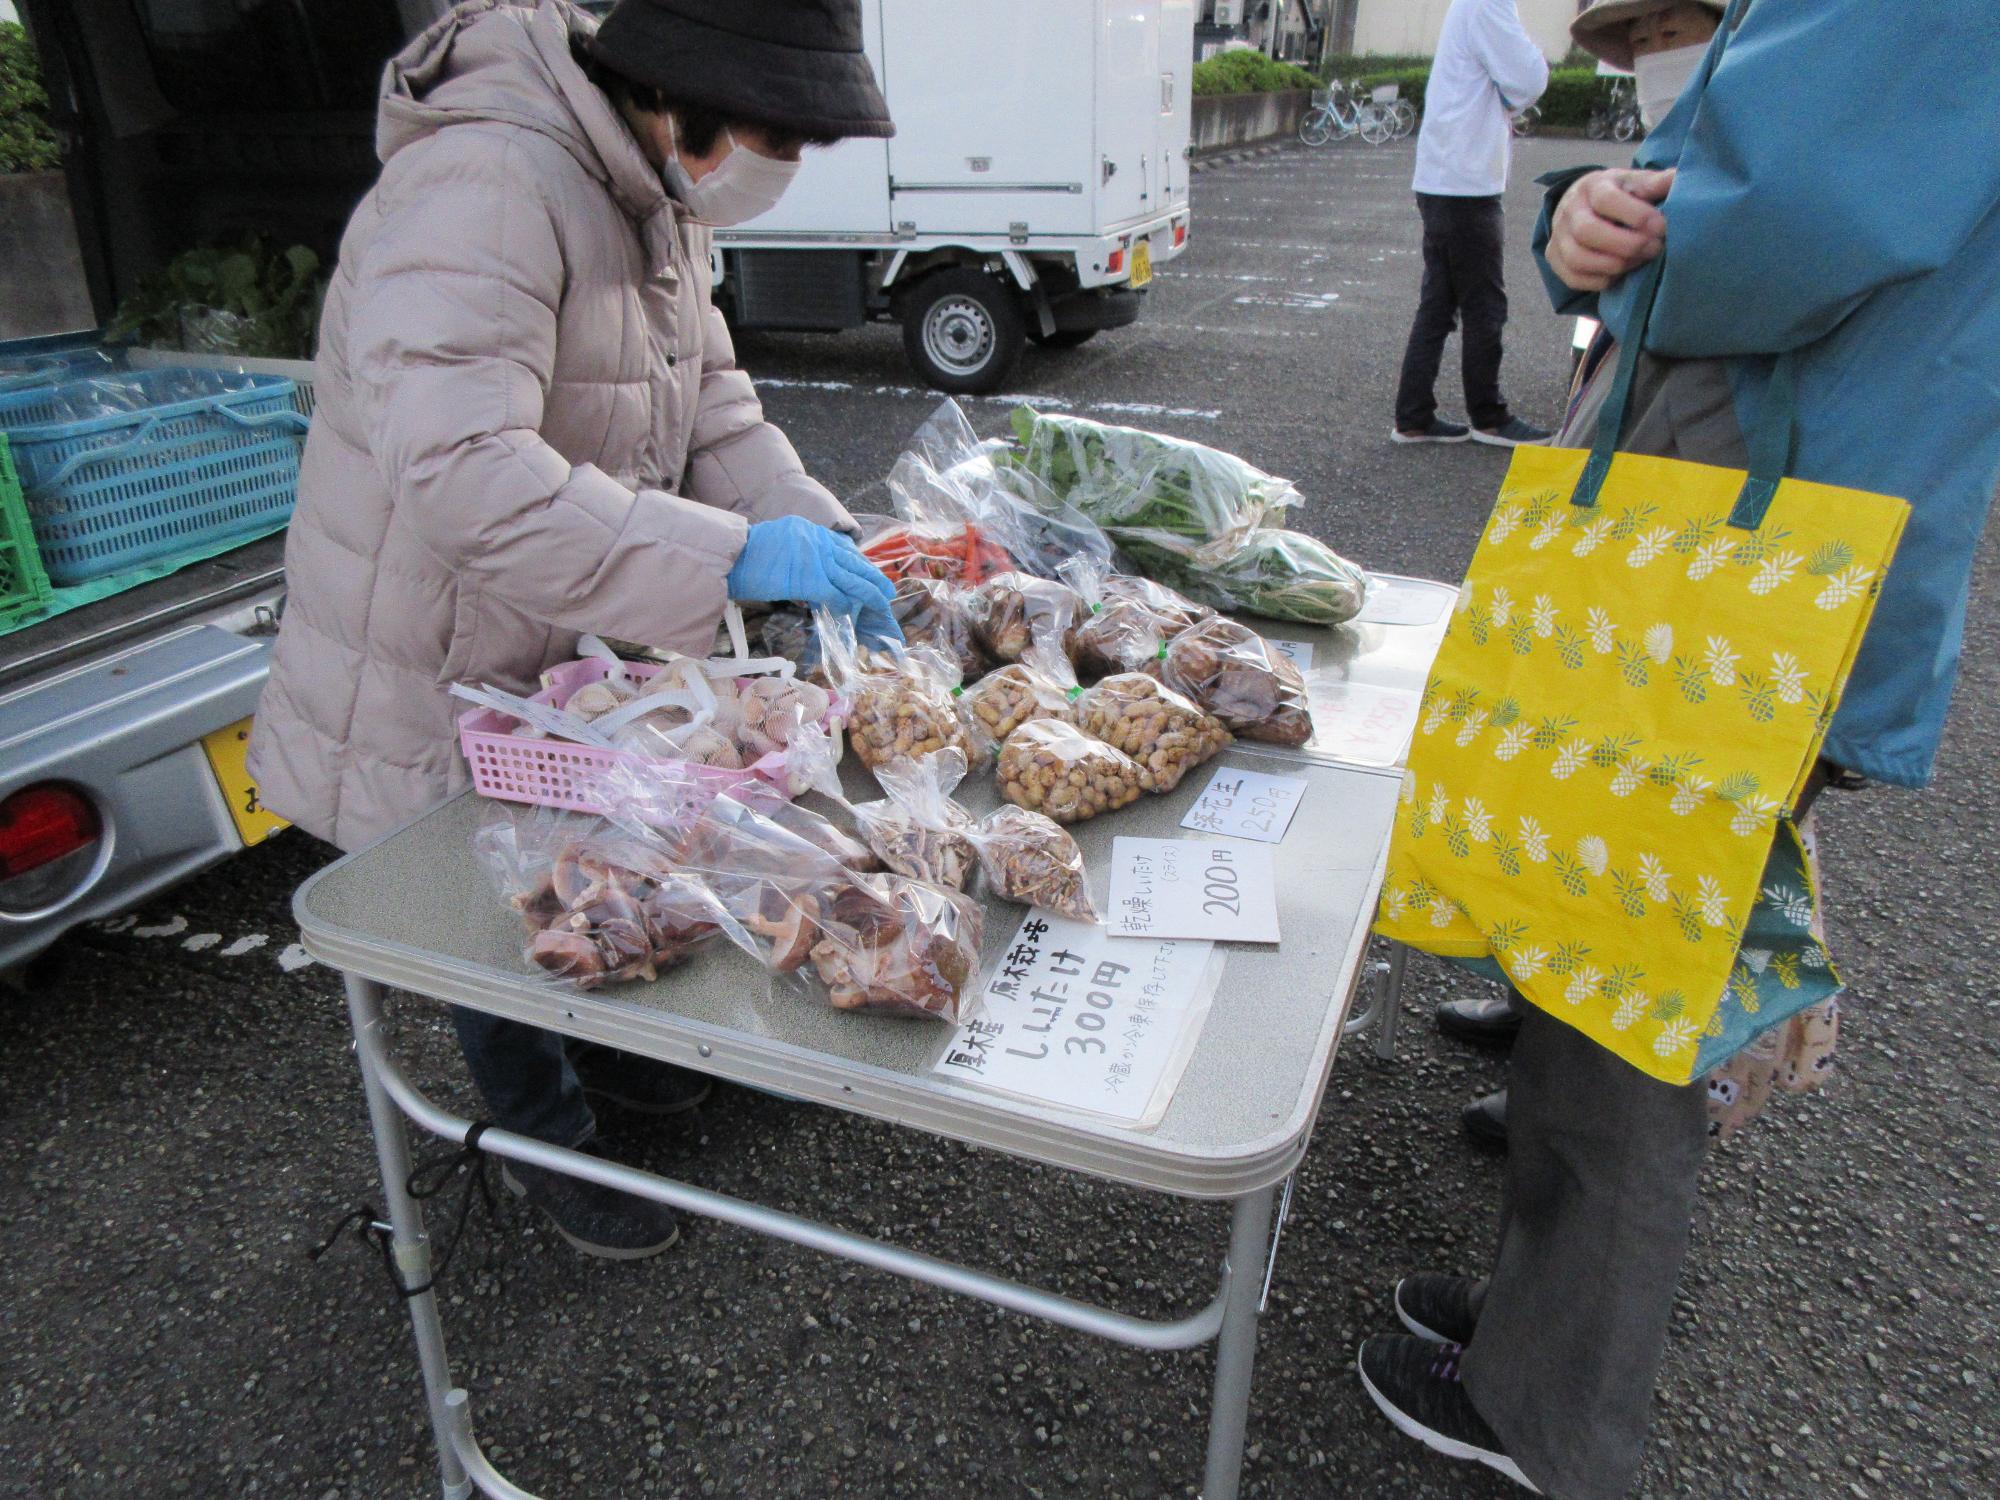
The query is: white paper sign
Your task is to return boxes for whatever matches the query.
[932,914,1223,1128]
[1107,837,1280,944]
[1355,577,1452,628]
[1179,767,1308,844]
[1303,678,1422,767]
[1267,637,1315,671]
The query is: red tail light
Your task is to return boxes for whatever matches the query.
[0,785,101,880]
[1107,247,1126,274]
[1173,222,1187,247]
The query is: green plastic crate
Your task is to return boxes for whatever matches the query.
[0,433,56,630]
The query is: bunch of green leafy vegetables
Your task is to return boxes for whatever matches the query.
[109,237,325,359]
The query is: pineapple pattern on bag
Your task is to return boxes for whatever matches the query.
[1374,445,1907,1084]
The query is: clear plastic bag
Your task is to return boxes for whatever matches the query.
[968,804,1098,922]
[816,610,975,773]
[1058,555,1211,679]
[1126,527,1368,627]
[474,808,729,989]
[850,747,978,890]
[1072,672,1231,794]
[1003,407,1301,564]
[996,718,1144,824]
[1152,617,1314,747]
[965,570,1082,663]
[956,639,1081,752]
[890,576,992,682]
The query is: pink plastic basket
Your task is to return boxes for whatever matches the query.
[458,657,843,815]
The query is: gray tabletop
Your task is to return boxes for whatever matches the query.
[296,596,1446,1200]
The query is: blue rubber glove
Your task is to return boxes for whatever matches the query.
[853,598,904,650]
[726,516,896,616]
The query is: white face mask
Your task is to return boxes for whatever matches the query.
[1633,42,1708,131]
[663,121,799,227]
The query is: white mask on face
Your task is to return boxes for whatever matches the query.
[1633,42,1709,131]
[662,120,799,227]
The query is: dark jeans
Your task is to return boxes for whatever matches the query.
[1460,1006,1709,1500]
[451,1008,595,1146]
[1393,192,1511,431]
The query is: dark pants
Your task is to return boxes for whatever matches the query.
[1460,1006,1709,1499]
[1393,192,1511,431]
[452,1008,595,1146]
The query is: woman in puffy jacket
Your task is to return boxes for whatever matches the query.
[251,0,899,1259]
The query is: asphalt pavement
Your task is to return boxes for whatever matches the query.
[3,136,1996,1500]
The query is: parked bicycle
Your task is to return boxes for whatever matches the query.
[1586,77,1642,142]
[1298,81,1396,147]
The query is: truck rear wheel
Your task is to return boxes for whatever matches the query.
[899,268,1025,395]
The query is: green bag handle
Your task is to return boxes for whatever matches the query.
[1567,0,1790,531]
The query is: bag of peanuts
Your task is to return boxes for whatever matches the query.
[997,718,1144,824]
[889,576,992,683]
[967,804,1098,923]
[1072,671,1231,794]
[956,639,1081,754]
[1151,616,1314,747]
[816,611,977,774]
[850,747,979,891]
[964,570,1083,663]
[1058,555,1214,679]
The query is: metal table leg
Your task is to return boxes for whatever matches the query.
[1201,1184,1278,1500]
[1375,942,1408,1061]
[345,974,474,1500]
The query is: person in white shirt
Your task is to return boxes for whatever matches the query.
[1391,0,1551,446]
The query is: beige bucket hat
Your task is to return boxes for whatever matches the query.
[1570,0,1726,72]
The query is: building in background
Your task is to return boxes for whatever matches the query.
[1328,0,1581,61]
[1194,1,1333,63]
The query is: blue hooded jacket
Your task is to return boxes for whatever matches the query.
[1533,0,2000,788]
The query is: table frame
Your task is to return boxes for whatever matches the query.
[341,964,1420,1500]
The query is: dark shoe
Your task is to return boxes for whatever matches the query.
[1462,1088,1509,1150]
[1395,1273,1481,1345]
[571,1044,712,1116]
[1435,993,1523,1046]
[1391,417,1472,444]
[1357,1336,1539,1493]
[1470,417,1551,447]
[501,1139,680,1260]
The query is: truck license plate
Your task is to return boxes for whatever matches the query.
[201,718,288,848]
[1129,239,1153,288]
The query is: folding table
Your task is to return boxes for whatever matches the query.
[294,582,1454,1500]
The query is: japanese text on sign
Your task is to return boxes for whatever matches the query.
[1179,767,1308,844]
[1107,837,1280,944]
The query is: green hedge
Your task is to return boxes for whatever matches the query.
[0,22,61,174]
[1347,64,1611,127]
[1192,50,1320,97]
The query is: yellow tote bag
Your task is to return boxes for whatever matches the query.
[1375,311,1908,1084]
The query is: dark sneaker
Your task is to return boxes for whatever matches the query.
[1391,417,1472,444]
[571,1044,712,1116]
[1462,1087,1509,1150]
[1436,993,1523,1046]
[1395,1273,1482,1345]
[1470,417,1551,447]
[1357,1336,1539,1492]
[501,1139,680,1260]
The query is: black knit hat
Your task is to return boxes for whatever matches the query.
[590,0,895,140]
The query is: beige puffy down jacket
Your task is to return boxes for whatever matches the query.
[249,0,852,852]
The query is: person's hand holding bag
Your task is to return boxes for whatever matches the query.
[1547,167,1676,292]
[727,514,897,622]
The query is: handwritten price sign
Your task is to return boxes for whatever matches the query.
[1179,767,1307,844]
[1106,836,1280,944]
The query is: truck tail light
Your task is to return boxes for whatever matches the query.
[1107,246,1126,274]
[1173,222,1188,247]
[0,785,100,881]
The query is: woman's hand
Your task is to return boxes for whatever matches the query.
[1548,168,1677,292]
[727,515,896,619]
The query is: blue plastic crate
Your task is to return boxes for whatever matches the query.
[0,346,122,395]
[0,368,307,585]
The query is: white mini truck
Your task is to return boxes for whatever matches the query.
[712,0,1196,393]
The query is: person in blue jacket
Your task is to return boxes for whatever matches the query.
[1357,2,2000,1495]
